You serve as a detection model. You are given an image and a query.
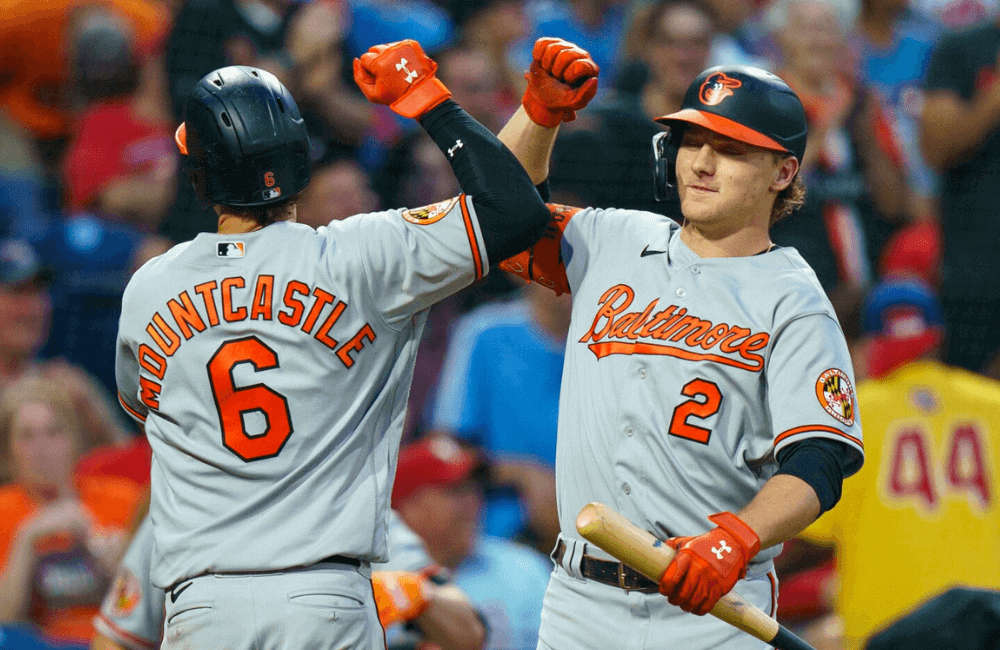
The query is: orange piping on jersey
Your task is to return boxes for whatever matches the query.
[118,392,147,422]
[278,280,309,327]
[337,324,377,368]
[459,194,484,281]
[767,572,778,617]
[773,425,864,450]
[194,281,221,326]
[315,300,347,349]
[251,275,275,320]
[301,287,335,334]
[96,614,157,650]
[167,290,207,339]
[588,341,764,372]
[221,277,248,322]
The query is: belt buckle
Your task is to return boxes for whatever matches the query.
[617,562,630,593]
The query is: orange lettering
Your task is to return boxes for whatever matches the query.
[139,376,161,409]
[138,344,167,380]
[624,300,658,340]
[700,324,731,350]
[315,301,348,349]
[147,313,180,356]
[251,275,274,321]
[666,316,712,343]
[279,281,309,327]
[302,287,335,334]
[167,291,207,339]
[651,308,688,339]
[719,326,751,353]
[639,305,675,338]
[337,324,376,368]
[221,277,247,322]
[609,313,640,339]
[580,285,633,343]
[194,281,220,326]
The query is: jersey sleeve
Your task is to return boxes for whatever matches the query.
[351,194,488,326]
[764,313,865,460]
[373,511,436,573]
[93,517,162,650]
[114,283,149,426]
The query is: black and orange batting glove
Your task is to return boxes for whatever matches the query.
[658,512,761,616]
[372,570,433,627]
[522,37,599,128]
[353,40,452,119]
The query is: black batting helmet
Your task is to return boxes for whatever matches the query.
[175,66,311,208]
[650,65,807,201]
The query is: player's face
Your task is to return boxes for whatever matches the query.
[9,402,77,493]
[674,125,790,231]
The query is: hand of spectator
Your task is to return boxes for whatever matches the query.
[522,37,599,127]
[658,512,761,616]
[22,498,91,544]
[352,40,452,119]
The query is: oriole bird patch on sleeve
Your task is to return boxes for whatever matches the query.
[401,197,457,225]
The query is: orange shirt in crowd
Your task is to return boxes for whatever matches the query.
[0,475,143,643]
[0,0,170,140]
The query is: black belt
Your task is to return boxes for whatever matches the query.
[555,539,659,593]
[317,554,362,568]
[167,555,361,594]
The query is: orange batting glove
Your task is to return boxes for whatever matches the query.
[353,40,452,119]
[658,512,761,616]
[522,37,599,128]
[372,570,433,627]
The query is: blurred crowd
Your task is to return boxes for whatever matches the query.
[1,0,1000,649]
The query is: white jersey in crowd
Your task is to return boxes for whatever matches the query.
[94,512,436,649]
[115,197,487,589]
[554,206,865,572]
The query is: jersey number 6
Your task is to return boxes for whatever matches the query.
[669,379,723,445]
[207,336,294,461]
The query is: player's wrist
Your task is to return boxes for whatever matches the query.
[708,511,761,559]
[521,88,569,128]
[393,77,452,120]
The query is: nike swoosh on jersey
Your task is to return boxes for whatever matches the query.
[641,245,666,257]
[170,581,193,603]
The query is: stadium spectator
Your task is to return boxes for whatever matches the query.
[703,0,772,68]
[344,0,455,60]
[550,0,718,217]
[767,0,909,335]
[851,0,942,225]
[431,280,572,551]
[920,11,1000,374]
[393,436,552,650]
[297,158,380,229]
[0,375,142,647]
[798,278,1000,650]
[912,0,1000,29]
[0,240,53,393]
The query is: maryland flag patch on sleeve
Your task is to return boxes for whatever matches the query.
[816,368,856,426]
[401,197,458,225]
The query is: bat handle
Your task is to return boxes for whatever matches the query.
[770,624,819,650]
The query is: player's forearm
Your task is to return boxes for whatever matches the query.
[414,583,487,650]
[497,106,559,185]
[419,100,549,262]
[736,474,821,551]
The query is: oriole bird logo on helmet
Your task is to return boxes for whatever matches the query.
[698,72,742,106]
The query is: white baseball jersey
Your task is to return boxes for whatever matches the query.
[553,206,865,570]
[115,196,487,589]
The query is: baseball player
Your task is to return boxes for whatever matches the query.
[113,40,548,650]
[91,512,485,650]
[494,39,866,649]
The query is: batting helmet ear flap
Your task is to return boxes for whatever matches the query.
[651,130,678,203]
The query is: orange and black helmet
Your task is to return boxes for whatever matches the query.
[651,65,807,200]
[175,66,311,208]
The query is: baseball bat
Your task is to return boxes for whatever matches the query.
[576,502,816,650]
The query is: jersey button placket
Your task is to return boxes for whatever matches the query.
[622,483,631,495]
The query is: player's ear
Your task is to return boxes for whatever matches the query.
[770,155,798,192]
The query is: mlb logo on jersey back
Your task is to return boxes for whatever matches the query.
[218,242,245,258]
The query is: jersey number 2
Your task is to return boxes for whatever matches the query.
[207,336,293,461]
[669,379,723,445]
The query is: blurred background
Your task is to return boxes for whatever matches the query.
[1,1,999,649]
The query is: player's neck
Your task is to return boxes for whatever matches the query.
[679,221,773,258]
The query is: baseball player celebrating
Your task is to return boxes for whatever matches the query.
[495,39,865,649]
[114,40,548,650]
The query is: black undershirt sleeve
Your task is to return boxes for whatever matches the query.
[775,438,863,515]
[419,100,550,263]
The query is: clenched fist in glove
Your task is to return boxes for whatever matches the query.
[658,512,761,616]
[522,37,599,127]
[372,570,433,626]
[353,40,452,119]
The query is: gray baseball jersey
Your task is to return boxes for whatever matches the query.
[92,512,435,648]
[115,197,487,589]
[533,205,864,649]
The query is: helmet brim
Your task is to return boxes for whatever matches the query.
[655,109,793,158]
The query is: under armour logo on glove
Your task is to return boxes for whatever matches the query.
[711,541,732,560]
[395,58,418,83]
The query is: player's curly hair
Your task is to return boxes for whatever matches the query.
[770,153,806,225]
